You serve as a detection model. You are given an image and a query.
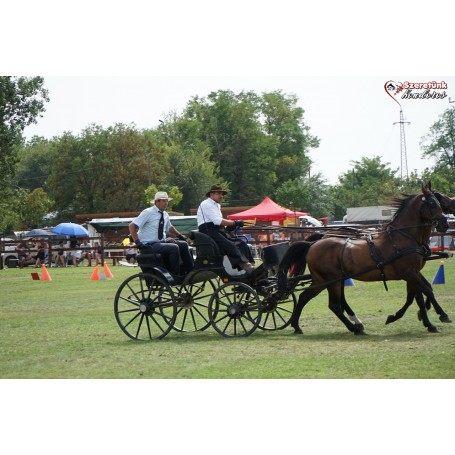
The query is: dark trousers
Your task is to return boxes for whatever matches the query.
[143,240,194,275]
[199,223,254,267]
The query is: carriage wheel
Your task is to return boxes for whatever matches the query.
[114,273,176,340]
[172,279,218,332]
[258,290,297,331]
[209,282,262,337]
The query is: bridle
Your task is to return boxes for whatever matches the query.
[388,192,447,236]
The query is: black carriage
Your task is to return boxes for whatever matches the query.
[114,232,301,340]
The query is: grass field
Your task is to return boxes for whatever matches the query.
[1,258,455,379]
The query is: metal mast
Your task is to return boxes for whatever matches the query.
[393,109,410,182]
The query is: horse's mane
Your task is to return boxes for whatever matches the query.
[388,193,418,224]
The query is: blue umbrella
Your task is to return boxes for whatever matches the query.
[26,228,54,237]
[51,223,89,237]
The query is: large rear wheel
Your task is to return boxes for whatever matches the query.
[209,282,262,337]
[114,273,176,340]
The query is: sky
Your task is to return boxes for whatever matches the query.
[23,75,455,184]
[2,0,454,452]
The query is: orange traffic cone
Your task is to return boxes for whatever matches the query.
[103,262,113,279]
[90,265,100,281]
[41,265,52,281]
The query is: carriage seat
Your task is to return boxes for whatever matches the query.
[187,231,224,268]
[136,252,164,270]
[188,230,250,277]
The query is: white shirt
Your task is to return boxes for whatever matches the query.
[197,198,223,226]
[132,205,171,243]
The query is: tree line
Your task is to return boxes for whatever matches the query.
[1,76,454,233]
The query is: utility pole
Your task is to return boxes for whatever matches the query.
[393,109,410,182]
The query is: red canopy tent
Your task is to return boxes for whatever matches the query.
[227,197,308,222]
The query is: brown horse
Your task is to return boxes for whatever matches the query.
[278,184,449,335]
[386,188,455,325]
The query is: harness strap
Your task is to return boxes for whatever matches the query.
[366,235,389,290]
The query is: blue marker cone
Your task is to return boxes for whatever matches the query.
[344,278,355,286]
[432,261,445,285]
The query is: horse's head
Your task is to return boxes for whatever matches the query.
[421,184,449,233]
[432,190,455,215]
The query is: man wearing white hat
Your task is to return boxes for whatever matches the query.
[129,191,194,276]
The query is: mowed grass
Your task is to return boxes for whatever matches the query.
[1,258,455,378]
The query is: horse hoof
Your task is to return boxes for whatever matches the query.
[293,327,303,335]
[354,323,365,331]
[440,315,452,323]
[417,311,422,321]
[427,326,439,333]
[354,330,367,336]
[385,315,395,325]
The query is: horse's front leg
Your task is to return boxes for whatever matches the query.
[414,291,438,333]
[417,275,452,323]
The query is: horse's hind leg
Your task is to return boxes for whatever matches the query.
[291,286,323,334]
[386,283,415,325]
[340,284,364,331]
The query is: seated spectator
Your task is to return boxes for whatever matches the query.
[54,240,67,267]
[33,238,49,268]
[78,238,93,266]
[94,241,103,265]
[67,246,82,267]
[17,239,34,268]
[125,237,137,263]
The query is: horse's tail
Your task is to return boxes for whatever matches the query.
[277,240,314,291]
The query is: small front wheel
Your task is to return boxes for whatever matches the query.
[258,291,297,331]
[209,282,262,337]
[114,273,176,340]
[172,279,218,332]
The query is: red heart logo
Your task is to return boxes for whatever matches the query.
[384,80,403,106]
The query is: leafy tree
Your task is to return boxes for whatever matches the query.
[179,90,319,205]
[44,124,170,218]
[0,77,49,185]
[260,90,317,183]
[156,112,230,213]
[331,156,401,219]
[144,184,182,211]
[420,108,455,192]
[15,136,54,191]
[18,187,53,229]
[275,179,311,213]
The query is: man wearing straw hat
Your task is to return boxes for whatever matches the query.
[129,191,194,276]
[197,184,256,274]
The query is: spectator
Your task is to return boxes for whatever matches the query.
[79,238,93,266]
[33,238,49,268]
[94,241,103,265]
[125,237,137,264]
[17,239,34,268]
[54,240,67,267]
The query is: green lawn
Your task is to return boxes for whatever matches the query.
[1,259,454,378]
